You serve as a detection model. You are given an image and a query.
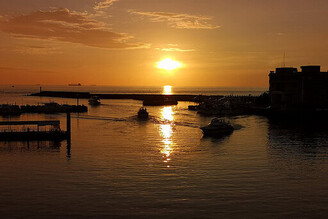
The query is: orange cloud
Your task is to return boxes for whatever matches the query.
[94,0,119,10]
[155,48,195,52]
[130,10,219,29]
[0,8,145,49]
[14,45,61,55]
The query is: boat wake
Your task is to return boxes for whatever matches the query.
[72,115,126,122]
[149,117,199,128]
[174,121,199,128]
[231,124,244,130]
[73,114,201,129]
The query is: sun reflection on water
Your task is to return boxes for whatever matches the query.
[162,106,174,121]
[159,106,175,167]
[160,124,173,158]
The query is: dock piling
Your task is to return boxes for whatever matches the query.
[67,113,71,138]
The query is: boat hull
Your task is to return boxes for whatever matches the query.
[201,126,234,137]
[88,101,101,106]
[138,113,149,119]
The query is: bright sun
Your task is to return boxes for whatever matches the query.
[157,58,182,71]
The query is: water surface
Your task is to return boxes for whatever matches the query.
[0,86,327,218]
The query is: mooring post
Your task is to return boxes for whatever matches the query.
[67,113,71,138]
[67,137,71,158]
[76,94,79,105]
[66,112,72,158]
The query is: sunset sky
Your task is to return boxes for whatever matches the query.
[1,0,328,87]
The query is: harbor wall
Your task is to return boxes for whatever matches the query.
[30,91,222,102]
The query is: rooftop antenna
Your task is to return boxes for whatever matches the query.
[283,51,286,67]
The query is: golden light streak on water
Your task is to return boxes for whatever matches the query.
[161,106,174,121]
[159,106,175,167]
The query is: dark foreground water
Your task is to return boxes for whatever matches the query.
[0,86,328,218]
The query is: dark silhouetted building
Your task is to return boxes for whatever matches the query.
[269,65,328,111]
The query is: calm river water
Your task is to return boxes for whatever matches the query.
[0,85,327,218]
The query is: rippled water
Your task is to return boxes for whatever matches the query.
[0,86,328,217]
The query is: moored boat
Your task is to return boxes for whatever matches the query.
[0,104,21,116]
[188,105,198,111]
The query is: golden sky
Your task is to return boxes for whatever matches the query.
[0,0,328,87]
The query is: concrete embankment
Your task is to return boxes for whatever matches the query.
[30,91,219,102]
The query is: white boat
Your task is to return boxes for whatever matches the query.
[88,96,101,106]
[201,118,234,136]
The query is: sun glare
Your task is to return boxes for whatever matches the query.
[163,85,172,94]
[157,58,182,71]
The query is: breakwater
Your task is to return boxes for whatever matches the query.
[30,91,217,102]
[0,102,87,116]
[30,91,271,115]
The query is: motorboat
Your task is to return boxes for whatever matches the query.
[138,107,149,119]
[88,96,101,106]
[201,118,234,136]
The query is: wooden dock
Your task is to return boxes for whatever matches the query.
[0,114,71,141]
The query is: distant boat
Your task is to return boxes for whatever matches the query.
[68,83,82,86]
[88,96,101,106]
[201,118,234,137]
[138,107,149,119]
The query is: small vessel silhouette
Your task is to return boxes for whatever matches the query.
[138,107,149,119]
[201,118,234,137]
[68,83,81,86]
[88,96,101,106]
